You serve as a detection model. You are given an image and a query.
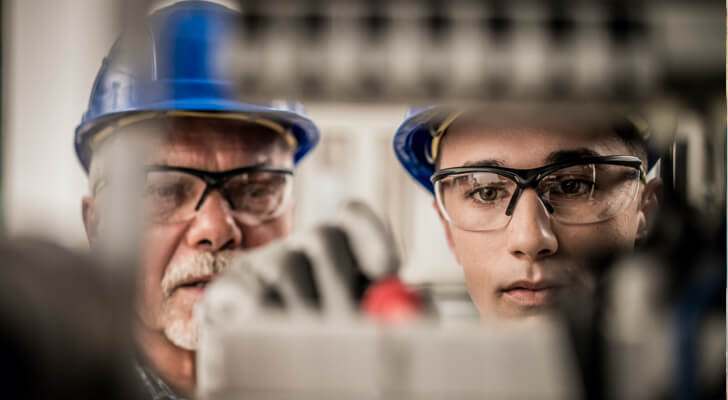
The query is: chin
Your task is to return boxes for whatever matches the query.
[507,306,560,320]
[479,299,562,322]
[159,292,200,351]
[164,317,198,351]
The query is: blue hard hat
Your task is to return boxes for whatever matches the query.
[75,1,319,172]
[393,105,659,194]
[393,106,459,194]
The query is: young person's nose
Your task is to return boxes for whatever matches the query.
[185,191,242,251]
[505,189,558,261]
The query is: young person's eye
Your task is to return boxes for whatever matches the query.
[561,180,592,194]
[466,185,509,203]
[548,178,595,196]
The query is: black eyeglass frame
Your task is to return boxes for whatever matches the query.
[431,155,646,218]
[145,165,294,213]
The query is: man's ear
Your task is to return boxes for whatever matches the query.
[636,177,662,241]
[433,199,460,264]
[82,196,100,245]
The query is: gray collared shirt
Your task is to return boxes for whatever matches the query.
[135,363,189,400]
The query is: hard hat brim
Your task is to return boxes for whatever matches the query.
[75,100,319,172]
[393,106,453,194]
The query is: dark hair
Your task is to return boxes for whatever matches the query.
[611,118,649,165]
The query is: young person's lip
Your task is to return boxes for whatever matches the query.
[500,280,563,306]
[502,280,559,291]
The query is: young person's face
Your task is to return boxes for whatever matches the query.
[435,120,657,320]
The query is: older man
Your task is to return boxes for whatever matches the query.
[77,2,318,398]
[393,106,661,320]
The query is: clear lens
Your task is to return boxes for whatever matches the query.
[143,171,204,223]
[539,163,641,224]
[224,171,293,224]
[434,163,641,231]
[435,172,518,231]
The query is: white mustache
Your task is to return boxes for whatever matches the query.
[161,251,235,298]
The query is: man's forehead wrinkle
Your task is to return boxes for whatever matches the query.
[167,118,289,149]
[126,116,287,148]
[145,129,292,171]
[100,117,287,173]
[150,139,272,169]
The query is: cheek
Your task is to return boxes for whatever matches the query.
[606,211,641,248]
[553,216,637,257]
[240,210,294,248]
[138,224,186,323]
[449,230,505,310]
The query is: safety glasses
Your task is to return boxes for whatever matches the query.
[96,165,294,225]
[431,156,646,232]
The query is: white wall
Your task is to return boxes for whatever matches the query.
[3,0,117,250]
[299,103,462,284]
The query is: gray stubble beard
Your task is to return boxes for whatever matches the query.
[158,251,235,350]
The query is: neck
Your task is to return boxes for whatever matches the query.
[136,323,196,398]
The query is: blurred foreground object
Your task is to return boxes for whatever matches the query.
[195,202,723,399]
[361,276,424,323]
[570,170,726,399]
[194,200,581,399]
[198,201,441,397]
[0,239,142,399]
[198,200,405,324]
[198,318,582,399]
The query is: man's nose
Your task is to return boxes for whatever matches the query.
[505,189,558,260]
[185,191,242,251]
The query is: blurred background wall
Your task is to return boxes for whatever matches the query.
[297,103,463,284]
[2,0,117,249]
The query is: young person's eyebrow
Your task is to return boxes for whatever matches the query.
[457,149,601,169]
[461,159,505,167]
[543,148,601,164]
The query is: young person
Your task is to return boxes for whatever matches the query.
[393,106,661,320]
